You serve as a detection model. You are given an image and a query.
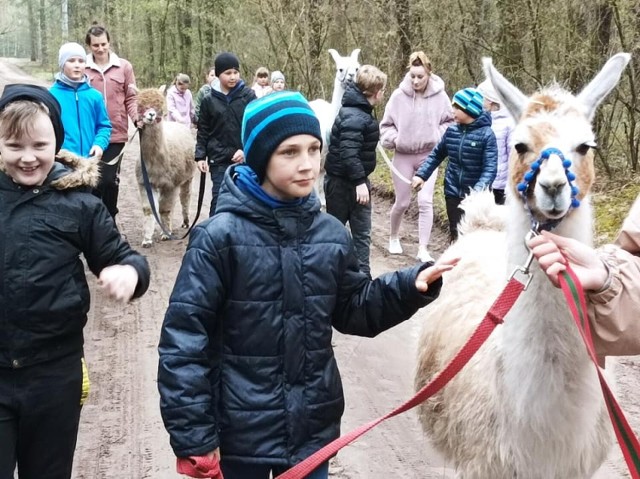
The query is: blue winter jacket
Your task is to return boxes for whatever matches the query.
[49,79,111,157]
[416,111,497,198]
[157,165,442,465]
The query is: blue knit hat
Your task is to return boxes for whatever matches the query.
[242,91,322,183]
[452,88,484,119]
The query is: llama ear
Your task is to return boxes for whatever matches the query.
[577,53,631,120]
[350,48,361,61]
[482,57,528,122]
[328,49,340,63]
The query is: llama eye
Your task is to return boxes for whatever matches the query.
[576,142,597,155]
[514,143,529,155]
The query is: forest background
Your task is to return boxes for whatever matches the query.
[1,0,639,240]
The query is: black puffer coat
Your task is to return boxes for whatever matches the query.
[195,80,256,165]
[0,152,150,369]
[416,111,497,198]
[324,82,379,185]
[158,165,442,465]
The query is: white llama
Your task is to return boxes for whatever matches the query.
[414,53,631,479]
[309,48,361,206]
[136,88,196,247]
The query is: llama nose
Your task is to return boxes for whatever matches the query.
[538,179,567,196]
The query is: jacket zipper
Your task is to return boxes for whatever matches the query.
[75,91,83,155]
[457,127,467,193]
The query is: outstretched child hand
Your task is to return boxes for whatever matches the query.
[415,255,460,292]
[98,264,139,302]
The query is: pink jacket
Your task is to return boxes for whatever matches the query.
[166,85,195,126]
[379,73,454,155]
[591,195,640,357]
[86,53,138,143]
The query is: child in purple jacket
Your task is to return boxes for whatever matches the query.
[166,73,195,126]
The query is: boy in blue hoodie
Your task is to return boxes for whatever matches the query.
[49,42,111,160]
[412,87,497,241]
[158,91,458,479]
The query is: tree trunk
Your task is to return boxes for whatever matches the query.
[39,0,48,63]
[27,0,37,61]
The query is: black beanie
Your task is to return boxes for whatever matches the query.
[214,52,240,75]
[0,84,65,154]
[242,91,322,183]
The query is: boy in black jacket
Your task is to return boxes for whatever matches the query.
[324,65,387,278]
[158,91,457,479]
[0,84,150,479]
[195,52,257,216]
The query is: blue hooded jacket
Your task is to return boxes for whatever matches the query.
[49,79,111,157]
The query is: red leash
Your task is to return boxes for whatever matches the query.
[277,266,640,479]
[559,266,640,479]
[275,278,525,479]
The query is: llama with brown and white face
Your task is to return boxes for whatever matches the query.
[414,53,630,479]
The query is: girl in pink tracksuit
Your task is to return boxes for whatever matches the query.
[380,51,454,261]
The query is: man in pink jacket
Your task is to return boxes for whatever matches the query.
[528,195,640,357]
[85,24,139,221]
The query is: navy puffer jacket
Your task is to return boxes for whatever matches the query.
[158,165,442,465]
[324,82,379,185]
[416,111,497,198]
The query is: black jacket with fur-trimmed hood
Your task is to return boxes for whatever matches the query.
[0,151,150,369]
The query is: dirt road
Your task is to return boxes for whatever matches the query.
[1,59,637,478]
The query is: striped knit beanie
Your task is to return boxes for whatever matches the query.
[242,91,322,183]
[452,88,484,119]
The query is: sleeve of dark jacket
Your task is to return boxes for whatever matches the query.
[158,225,224,457]
[474,129,498,190]
[416,131,449,181]
[338,113,368,185]
[331,243,443,337]
[83,200,150,298]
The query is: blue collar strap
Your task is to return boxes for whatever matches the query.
[516,147,581,231]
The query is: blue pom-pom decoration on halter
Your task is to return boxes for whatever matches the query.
[516,147,581,208]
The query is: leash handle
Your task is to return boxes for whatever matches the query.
[275,278,525,479]
[559,267,640,479]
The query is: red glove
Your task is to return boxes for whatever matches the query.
[176,455,224,478]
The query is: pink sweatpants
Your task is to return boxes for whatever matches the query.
[389,151,438,246]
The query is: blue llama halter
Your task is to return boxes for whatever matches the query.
[516,147,581,231]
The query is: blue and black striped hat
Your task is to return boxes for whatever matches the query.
[242,91,322,182]
[452,88,484,119]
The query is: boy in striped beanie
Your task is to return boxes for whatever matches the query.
[158,90,458,479]
[412,87,498,241]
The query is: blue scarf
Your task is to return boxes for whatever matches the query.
[234,165,305,208]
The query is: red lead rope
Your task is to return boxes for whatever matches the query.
[277,267,640,479]
[274,278,525,479]
[559,266,640,479]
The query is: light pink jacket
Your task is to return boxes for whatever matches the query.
[591,195,640,357]
[166,85,195,126]
[86,52,138,143]
[379,73,454,155]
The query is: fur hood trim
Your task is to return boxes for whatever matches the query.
[50,149,101,190]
